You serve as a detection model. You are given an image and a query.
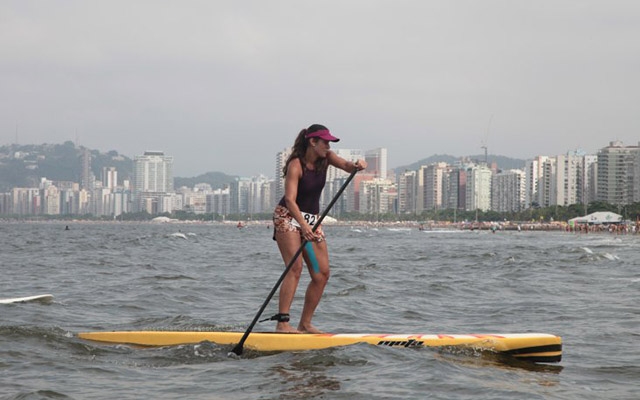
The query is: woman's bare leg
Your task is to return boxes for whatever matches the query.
[275,230,304,333]
[298,240,330,333]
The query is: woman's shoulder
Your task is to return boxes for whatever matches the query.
[286,157,304,176]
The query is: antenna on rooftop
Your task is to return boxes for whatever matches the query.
[481,115,493,164]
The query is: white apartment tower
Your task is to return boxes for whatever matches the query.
[102,167,118,190]
[465,164,492,212]
[556,151,584,206]
[275,148,291,202]
[396,170,417,214]
[524,156,548,208]
[133,151,174,213]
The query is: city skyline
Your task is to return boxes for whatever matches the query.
[0,136,616,182]
[3,139,640,218]
[0,137,634,181]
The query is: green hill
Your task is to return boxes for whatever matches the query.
[174,172,238,190]
[0,142,237,192]
[394,154,526,173]
[0,142,135,191]
[0,142,527,192]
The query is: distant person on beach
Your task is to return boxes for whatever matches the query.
[270,124,366,334]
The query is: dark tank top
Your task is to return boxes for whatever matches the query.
[278,165,327,214]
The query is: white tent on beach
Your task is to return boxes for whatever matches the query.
[568,211,623,225]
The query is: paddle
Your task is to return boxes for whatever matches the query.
[231,168,358,356]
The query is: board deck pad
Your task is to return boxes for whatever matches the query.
[78,331,562,363]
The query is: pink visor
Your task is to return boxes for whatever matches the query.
[305,129,340,142]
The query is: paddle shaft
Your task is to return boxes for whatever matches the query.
[231,169,358,355]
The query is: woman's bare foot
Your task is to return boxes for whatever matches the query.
[297,323,324,334]
[276,321,301,334]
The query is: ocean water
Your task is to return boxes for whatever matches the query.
[0,221,638,399]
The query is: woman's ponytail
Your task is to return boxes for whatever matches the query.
[282,124,329,177]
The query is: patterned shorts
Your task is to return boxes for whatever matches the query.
[272,205,325,242]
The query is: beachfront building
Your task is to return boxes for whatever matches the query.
[177,186,207,214]
[11,188,41,215]
[582,155,598,206]
[396,170,418,214]
[81,147,92,190]
[133,151,174,214]
[556,151,585,206]
[323,149,365,211]
[442,167,463,211]
[102,167,117,190]
[248,174,271,215]
[365,147,388,180]
[597,141,640,206]
[418,162,446,211]
[492,169,526,212]
[358,178,396,216]
[206,188,231,215]
[229,177,251,214]
[525,152,597,210]
[524,156,548,208]
[465,164,492,212]
[274,148,290,203]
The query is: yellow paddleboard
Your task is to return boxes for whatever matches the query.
[78,331,562,363]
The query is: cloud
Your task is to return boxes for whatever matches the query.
[2,0,640,177]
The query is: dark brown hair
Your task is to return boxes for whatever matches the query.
[282,124,330,177]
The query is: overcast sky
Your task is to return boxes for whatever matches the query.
[2,1,639,178]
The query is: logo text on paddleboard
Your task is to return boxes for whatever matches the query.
[377,339,424,348]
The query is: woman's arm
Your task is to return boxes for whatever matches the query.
[327,151,367,173]
[283,159,316,241]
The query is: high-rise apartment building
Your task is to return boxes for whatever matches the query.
[359,178,396,215]
[396,170,417,214]
[134,151,173,193]
[583,155,598,205]
[206,188,231,215]
[102,167,118,190]
[597,141,640,205]
[274,148,291,202]
[133,151,174,213]
[323,148,365,210]
[465,164,492,212]
[492,169,525,212]
[422,162,448,210]
[524,156,548,208]
[555,151,586,207]
[442,167,461,211]
[365,148,388,179]
[81,147,92,190]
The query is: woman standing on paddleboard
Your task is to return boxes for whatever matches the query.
[271,124,366,333]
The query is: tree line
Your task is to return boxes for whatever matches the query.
[3,201,639,223]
